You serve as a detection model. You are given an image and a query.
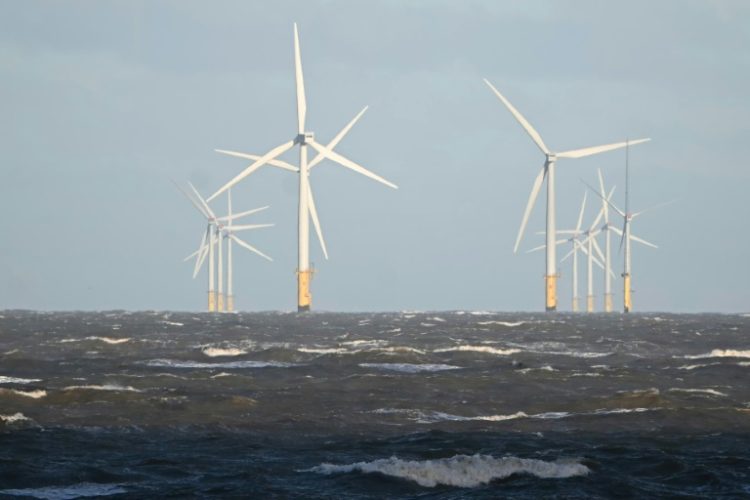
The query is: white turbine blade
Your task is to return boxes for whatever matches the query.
[597,168,609,223]
[557,138,650,159]
[308,106,368,170]
[582,179,625,218]
[513,167,546,253]
[307,183,328,260]
[307,139,398,189]
[173,180,210,219]
[632,199,678,218]
[526,238,567,254]
[217,206,270,222]
[555,230,580,235]
[188,182,216,220]
[230,234,273,262]
[294,23,306,134]
[560,245,576,263]
[184,230,208,263]
[483,79,549,155]
[193,227,210,278]
[630,233,658,249]
[576,192,587,232]
[215,149,299,172]
[229,223,275,231]
[591,236,606,263]
[209,140,296,202]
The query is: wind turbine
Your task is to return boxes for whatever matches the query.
[584,143,666,313]
[179,183,272,312]
[594,168,616,312]
[483,79,649,311]
[207,23,397,312]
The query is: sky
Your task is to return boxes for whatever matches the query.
[0,0,748,313]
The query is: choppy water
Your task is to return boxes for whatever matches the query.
[1,311,749,498]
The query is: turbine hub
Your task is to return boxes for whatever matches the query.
[296,132,314,145]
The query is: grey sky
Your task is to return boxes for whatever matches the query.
[1,1,748,312]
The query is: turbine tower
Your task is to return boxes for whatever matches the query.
[208,24,397,312]
[483,79,649,311]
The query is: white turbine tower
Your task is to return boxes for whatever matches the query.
[207,23,397,312]
[179,183,273,312]
[483,79,649,311]
[595,168,617,312]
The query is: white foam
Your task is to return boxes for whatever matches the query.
[0,412,30,423]
[373,346,426,355]
[517,365,557,374]
[145,359,298,369]
[676,363,720,370]
[342,340,388,347]
[668,388,728,397]
[4,389,47,399]
[469,311,494,316]
[202,347,247,357]
[376,406,655,424]
[210,372,233,378]
[683,349,750,359]
[161,320,184,326]
[476,321,526,327]
[359,363,461,373]
[63,384,142,393]
[59,337,130,345]
[0,375,41,384]
[429,317,447,323]
[434,345,521,356]
[298,347,352,355]
[0,483,127,499]
[307,454,589,487]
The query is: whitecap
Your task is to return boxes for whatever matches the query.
[0,482,127,499]
[3,389,47,399]
[668,388,728,397]
[306,454,589,487]
[469,311,494,316]
[359,363,461,373]
[145,359,298,369]
[429,317,447,323]
[683,349,750,359]
[434,345,521,356]
[342,339,388,347]
[63,384,142,393]
[372,346,427,355]
[676,363,720,370]
[202,347,247,357]
[0,412,30,423]
[476,321,525,327]
[87,336,130,345]
[161,320,184,326]
[0,375,41,384]
[298,347,352,355]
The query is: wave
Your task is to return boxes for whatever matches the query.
[0,483,127,499]
[307,454,589,487]
[476,321,525,327]
[668,388,728,397]
[145,359,299,369]
[202,347,247,357]
[683,349,750,359]
[63,384,142,393]
[0,412,31,423]
[341,340,388,347]
[374,407,654,423]
[60,337,130,345]
[0,375,41,384]
[298,347,352,355]
[160,320,184,326]
[359,363,461,373]
[0,388,47,399]
[434,345,521,356]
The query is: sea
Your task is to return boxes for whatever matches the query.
[0,310,749,498]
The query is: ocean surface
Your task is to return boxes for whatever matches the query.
[1,310,749,498]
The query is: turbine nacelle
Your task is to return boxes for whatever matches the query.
[296,132,315,145]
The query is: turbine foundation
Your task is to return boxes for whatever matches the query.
[604,293,614,313]
[208,291,216,313]
[297,269,312,312]
[545,274,557,312]
[217,293,224,313]
[572,297,579,312]
[623,274,632,313]
[226,295,234,313]
[587,295,594,313]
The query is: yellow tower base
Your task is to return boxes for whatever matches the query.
[623,274,632,313]
[604,293,613,313]
[226,295,234,313]
[545,274,557,312]
[208,291,216,312]
[587,295,594,313]
[297,270,312,312]
[572,297,579,312]
[217,293,224,313]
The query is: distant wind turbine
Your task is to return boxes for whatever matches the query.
[208,24,397,312]
[483,79,649,311]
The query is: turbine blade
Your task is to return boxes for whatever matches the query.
[513,167,546,253]
[173,180,210,219]
[526,238,567,254]
[230,234,273,262]
[193,227,210,278]
[597,168,609,223]
[309,106,369,170]
[557,138,650,159]
[483,79,549,155]
[576,192,587,232]
[217,206,270,222]
[591,236,606,263]
[619,221,627,252]
[188,182,216,220]
[215,149,299,172]
[209,141,295,202]
[307,183,328,260]
[307,139,398,189]
[228,223,275,231]
[560,245,576,263]
[294,23,306,134]
[632,199,678,218]
[582,179,625,217]
[629,233,658,249]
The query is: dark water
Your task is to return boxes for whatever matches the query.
[1,311,749,498]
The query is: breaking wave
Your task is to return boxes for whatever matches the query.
[307,454,589,487]
[0,412,31,423]
[683,349,750,359]
[60,337,130,345]
[202,347,247,357]
[434,345,521,356]
[359,363,461,373]
[63,384,142,393]
[476,321,526,327]
[0,388,47,399]
[145,359,299,369]
[0,375,41,384]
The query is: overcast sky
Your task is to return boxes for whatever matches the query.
[1,1,748,312]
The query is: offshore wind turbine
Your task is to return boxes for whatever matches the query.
[483,79,649,311]
[179,183,272,312]
[208,23,397,312]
